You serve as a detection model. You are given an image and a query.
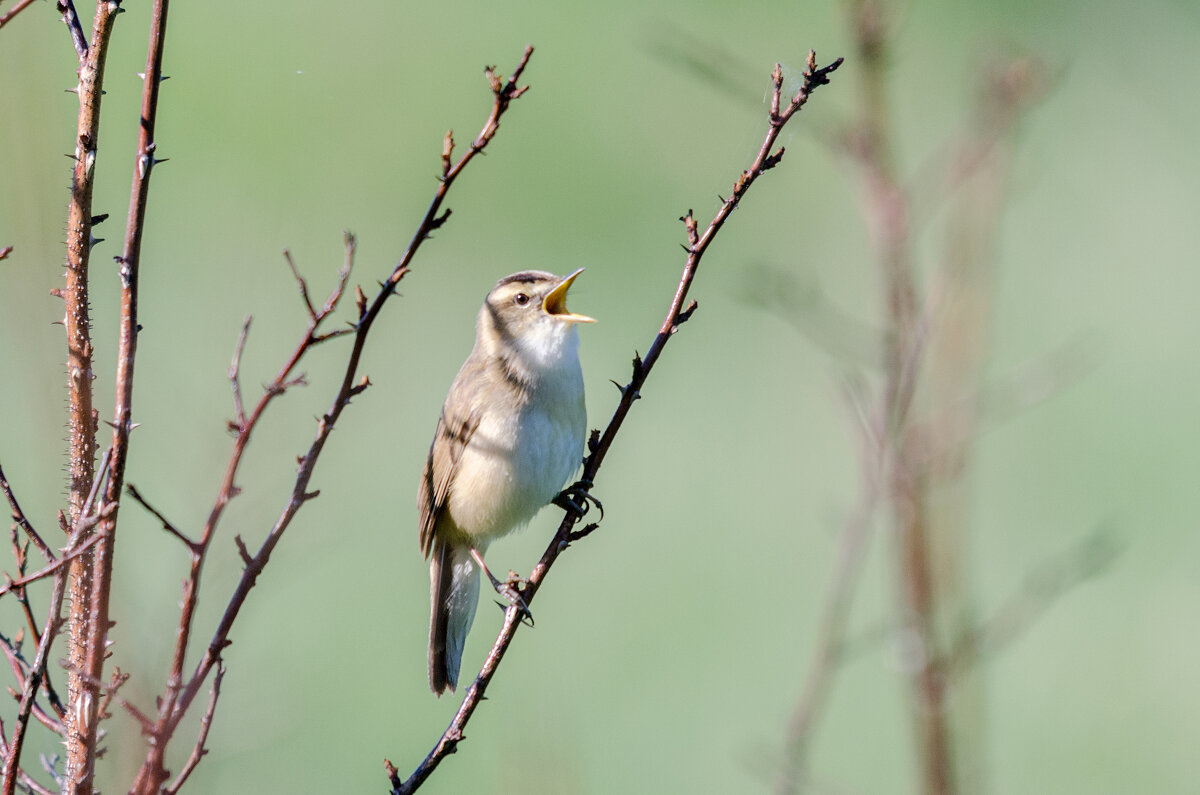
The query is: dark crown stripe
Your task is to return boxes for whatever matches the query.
[494,270,556,288]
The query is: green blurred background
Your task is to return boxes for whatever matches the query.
[2,0,1199,792]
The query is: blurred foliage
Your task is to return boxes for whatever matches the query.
[1,0,1198,792]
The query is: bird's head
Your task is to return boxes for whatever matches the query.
[479,268,595,371]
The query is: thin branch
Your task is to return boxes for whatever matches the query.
[0,535,102,601]
[54,0,88,62]
[0,465,52,565]
[65,667,154,737]
[2,533,75,795]
[283,250,317,320]
[945,527,1119,681]
[18,770,54,795]
[389,50,843,795]
[906,56,1049,231]
[94,667,128,737]
[0,247,11,261]
[125,485,199,553]
[129,45,536,795]
[774,386,885,795]
[162,663,223,795]
[228,316,252,429]
[0,0,35,32]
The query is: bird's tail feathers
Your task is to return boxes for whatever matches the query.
[428,539,481,695]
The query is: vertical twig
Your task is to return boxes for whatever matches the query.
[837,1,958,791]
[61,2,122,793]
[66,0,171,791]
[774,382,885,794]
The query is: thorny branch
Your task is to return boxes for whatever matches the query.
[387,50,843,795]
[127,45,536,795]
[60,2,122,793]
[68,0,173,788]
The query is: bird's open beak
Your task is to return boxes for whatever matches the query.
[543,268,596,324]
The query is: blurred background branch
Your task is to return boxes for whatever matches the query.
[766,2,1118,794]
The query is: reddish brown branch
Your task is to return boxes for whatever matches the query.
[0,465,52,565]
[0,535,102,601]
[66,666,153,736]
[228,316,252,429]
[283,250,318,319]
[4,510,98,795]
[0,0,36,32]
[388,50,843,795]
[129,45,536,795]
[63,2,172,791]
[163,663,223,795]
[125,485,199,553]
[61,3,122,792]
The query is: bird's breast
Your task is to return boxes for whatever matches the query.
[446,373,585,545]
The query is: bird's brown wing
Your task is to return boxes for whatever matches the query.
[418,407,480,559]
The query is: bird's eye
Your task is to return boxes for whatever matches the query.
[514,293,530,306]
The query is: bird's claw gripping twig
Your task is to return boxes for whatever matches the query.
[553,480,604,522]
[488,571,533,627]
[471,547,533,625]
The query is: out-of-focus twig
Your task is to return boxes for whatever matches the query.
[946,527,1119,681]
[775,4,1055,794]
[775,381,885,795]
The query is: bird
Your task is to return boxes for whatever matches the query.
[418,268,594,695]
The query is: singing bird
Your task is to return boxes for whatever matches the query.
[418,269,594,695]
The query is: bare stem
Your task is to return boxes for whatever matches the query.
[0,0,37,32]
[0,465,52,564]
[3,560,71,795]
[56,1,89,61]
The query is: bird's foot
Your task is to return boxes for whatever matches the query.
[475,552,533,626]
[554,479,604,521]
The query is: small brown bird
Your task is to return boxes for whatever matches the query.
[418,269,593,695]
